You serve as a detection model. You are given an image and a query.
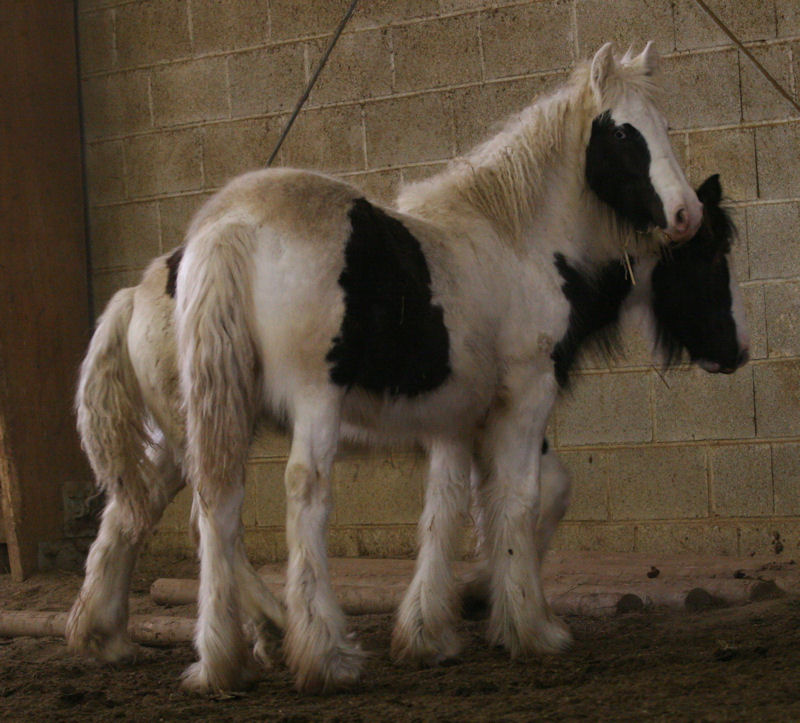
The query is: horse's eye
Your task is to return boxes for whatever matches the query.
[614,128,627,141]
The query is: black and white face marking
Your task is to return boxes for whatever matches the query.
[326,198,451,396]
[585,110,667,232]
[651,174,749,373]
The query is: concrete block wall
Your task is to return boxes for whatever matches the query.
[76,0,800,562]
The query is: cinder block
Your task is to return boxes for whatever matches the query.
[727,208,748,280]
[354,525,417,558]
[634,522,738,555]
[159,192,211,248]
[765,281,800,358]
[158,484,192,532]
[773,443,800,515]
[776,0,800,36]
[82,71,152,141]
[77,9,115,75]
[450,74,567,154]
[333,453,425,526]
[392,15,481,93]
[755,122,800,201]
[660,49,741,129]
[243,527,288,563]
[202,118,283,188]
[754,360,800,438]
[746,202,800,280]
[741,282,768,361]
[85,141,126,205]
[124,129,203,197]
[740,44,796,123]
[247,460,286,527]
[400,162,448,185]
[351,0,439,29]
[190,0,270,54]
[606,445,708,520]
[115,0,191,68]
[738,521,800,557]
[576,0,675,57]
[364,93,454,168]
[551,522,635,553]
[327,528,361,558]
[307,30,392,105]
[280,105,365,173]
[653,367,755,442]
[151,58,230,127]
[555,371,652,446]
[481,3,574,80]
[687,128,757,202]
[341,169,403,204]
[91,268,147,319]
[228,43,307,117]
[249,419,292,460]
[269,0,351,41]
[88,201,161,270]
[673,0,776,51]
[710,443,772,517]
[559,450,609,521]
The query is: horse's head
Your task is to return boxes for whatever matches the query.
[650,174,749,374]
[585,42,702,245]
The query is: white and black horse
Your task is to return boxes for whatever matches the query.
[463,171,748,616]
[71,43,726,693]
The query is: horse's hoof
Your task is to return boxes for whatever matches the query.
[180,661,250,695]
[290,640,366,694]
[390,624,462,667]
[535,616,573,654]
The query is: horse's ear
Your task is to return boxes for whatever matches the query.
[590,43,617,102]
[640,41,660,76]
[697,174,722,206]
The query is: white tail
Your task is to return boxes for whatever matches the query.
[75,287,155,534]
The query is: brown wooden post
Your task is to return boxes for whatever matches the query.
[0,1,91,580]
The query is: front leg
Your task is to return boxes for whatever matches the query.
[392,438,472,665]
[477,362,571,657]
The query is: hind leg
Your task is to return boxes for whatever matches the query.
[233,536,286,668]
[66,445,184,662]
[461,443,571,620]
[392,438,471,664]
[283,390,365,693]
[534,446,571,557]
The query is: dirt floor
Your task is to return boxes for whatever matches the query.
[2,558,800,722]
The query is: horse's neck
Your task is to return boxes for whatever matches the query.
[398,81,595,248]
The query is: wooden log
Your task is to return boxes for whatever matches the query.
[151,576,408,615]
[0,610,194,644]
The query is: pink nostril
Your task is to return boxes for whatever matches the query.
[675,207,688,229]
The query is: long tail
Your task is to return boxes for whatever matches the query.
[175,221,259,498]
[75,287,154,533]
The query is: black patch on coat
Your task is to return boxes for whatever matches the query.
[165,246,184,299]
[651,174,742,372]
[551,253,633,388]
[585,111,667,231]
[326,198,451,396]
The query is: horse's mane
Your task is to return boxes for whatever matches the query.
[397,50,663,246]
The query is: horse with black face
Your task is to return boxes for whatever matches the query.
[73,42,707,694]
[463,173,748,616]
